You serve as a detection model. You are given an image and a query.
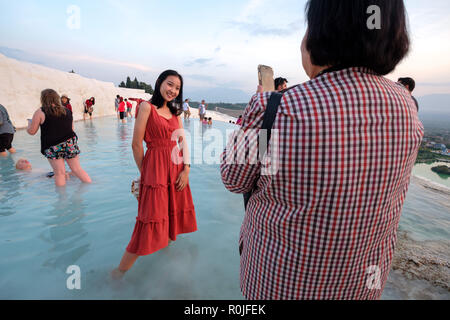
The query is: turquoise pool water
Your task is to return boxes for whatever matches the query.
[412,162,450,189]
[0,116,448,299]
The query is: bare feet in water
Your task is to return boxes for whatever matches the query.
[111,268,126,280]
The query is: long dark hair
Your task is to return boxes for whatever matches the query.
[151,70,183,116]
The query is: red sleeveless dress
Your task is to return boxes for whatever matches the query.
[126,104,197,256]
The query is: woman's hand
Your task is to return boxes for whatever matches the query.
[175,168,189,192]
[256,85,263,93]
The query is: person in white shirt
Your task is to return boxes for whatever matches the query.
[183,99,191,119]
[199,100,207,121]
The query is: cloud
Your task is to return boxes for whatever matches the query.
[239,0,266,21]
[46,52,154,72]
[227,19,303,37]
[184,58,214,67]
[185,74,216,82]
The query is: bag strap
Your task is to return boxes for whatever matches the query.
[242,91,283,211]
[259,92,283,157]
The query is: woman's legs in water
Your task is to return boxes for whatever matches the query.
[48,158,67,187]
[112,251,139,279]
[66,156,92,183]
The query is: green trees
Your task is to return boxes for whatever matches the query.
[119,76,154,94]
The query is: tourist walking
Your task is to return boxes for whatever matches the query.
[0,104,16,157]
[183,99,191,119]
[115,95,121,113]
[118,98,126,123]
[126,99,133,118]
[112,70,197,279]
[26,89,91,187]
[129,98,144,118]
[221,0,422,300]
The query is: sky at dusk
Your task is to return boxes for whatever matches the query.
[1,0,449,102]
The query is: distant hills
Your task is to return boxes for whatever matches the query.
[417,94,450,115]
[184,86,251,104]
[417,94,450,130]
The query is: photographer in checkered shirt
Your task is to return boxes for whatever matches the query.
[221,0,423,300]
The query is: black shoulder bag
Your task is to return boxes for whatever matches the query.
[243,92,283,210]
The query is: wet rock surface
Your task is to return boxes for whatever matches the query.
[392,230,450,291]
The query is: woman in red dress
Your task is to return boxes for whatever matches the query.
[112,70,197,278]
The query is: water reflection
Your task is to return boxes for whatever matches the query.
[82,120,98,146]
[0,156,23,217]
[40,184,90,271]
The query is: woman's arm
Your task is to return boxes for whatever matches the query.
[132,102,151,173]
[175,116,190,191]
[27,109,44,135]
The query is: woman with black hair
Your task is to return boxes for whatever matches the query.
[113,70,197,278]
[221,0,423,300]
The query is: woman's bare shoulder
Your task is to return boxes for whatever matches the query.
[139,101,152,113]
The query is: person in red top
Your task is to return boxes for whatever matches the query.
[61,94,72,112]
[129,98,144,118]
[118,98,126,123]
[125,99,133,118]
[112,70,196,279]
[236,115,243,126]
[83,97,95,120]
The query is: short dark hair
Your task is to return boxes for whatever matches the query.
[398,77,416,92]
[274,77,288,90]
[151,70,184,116]
[305,0,410,75]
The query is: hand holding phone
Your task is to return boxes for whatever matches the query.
[258,65,275,92]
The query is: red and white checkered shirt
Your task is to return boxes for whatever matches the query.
[221,67,424,300]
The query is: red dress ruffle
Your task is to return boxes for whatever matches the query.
[126,105,197,256]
